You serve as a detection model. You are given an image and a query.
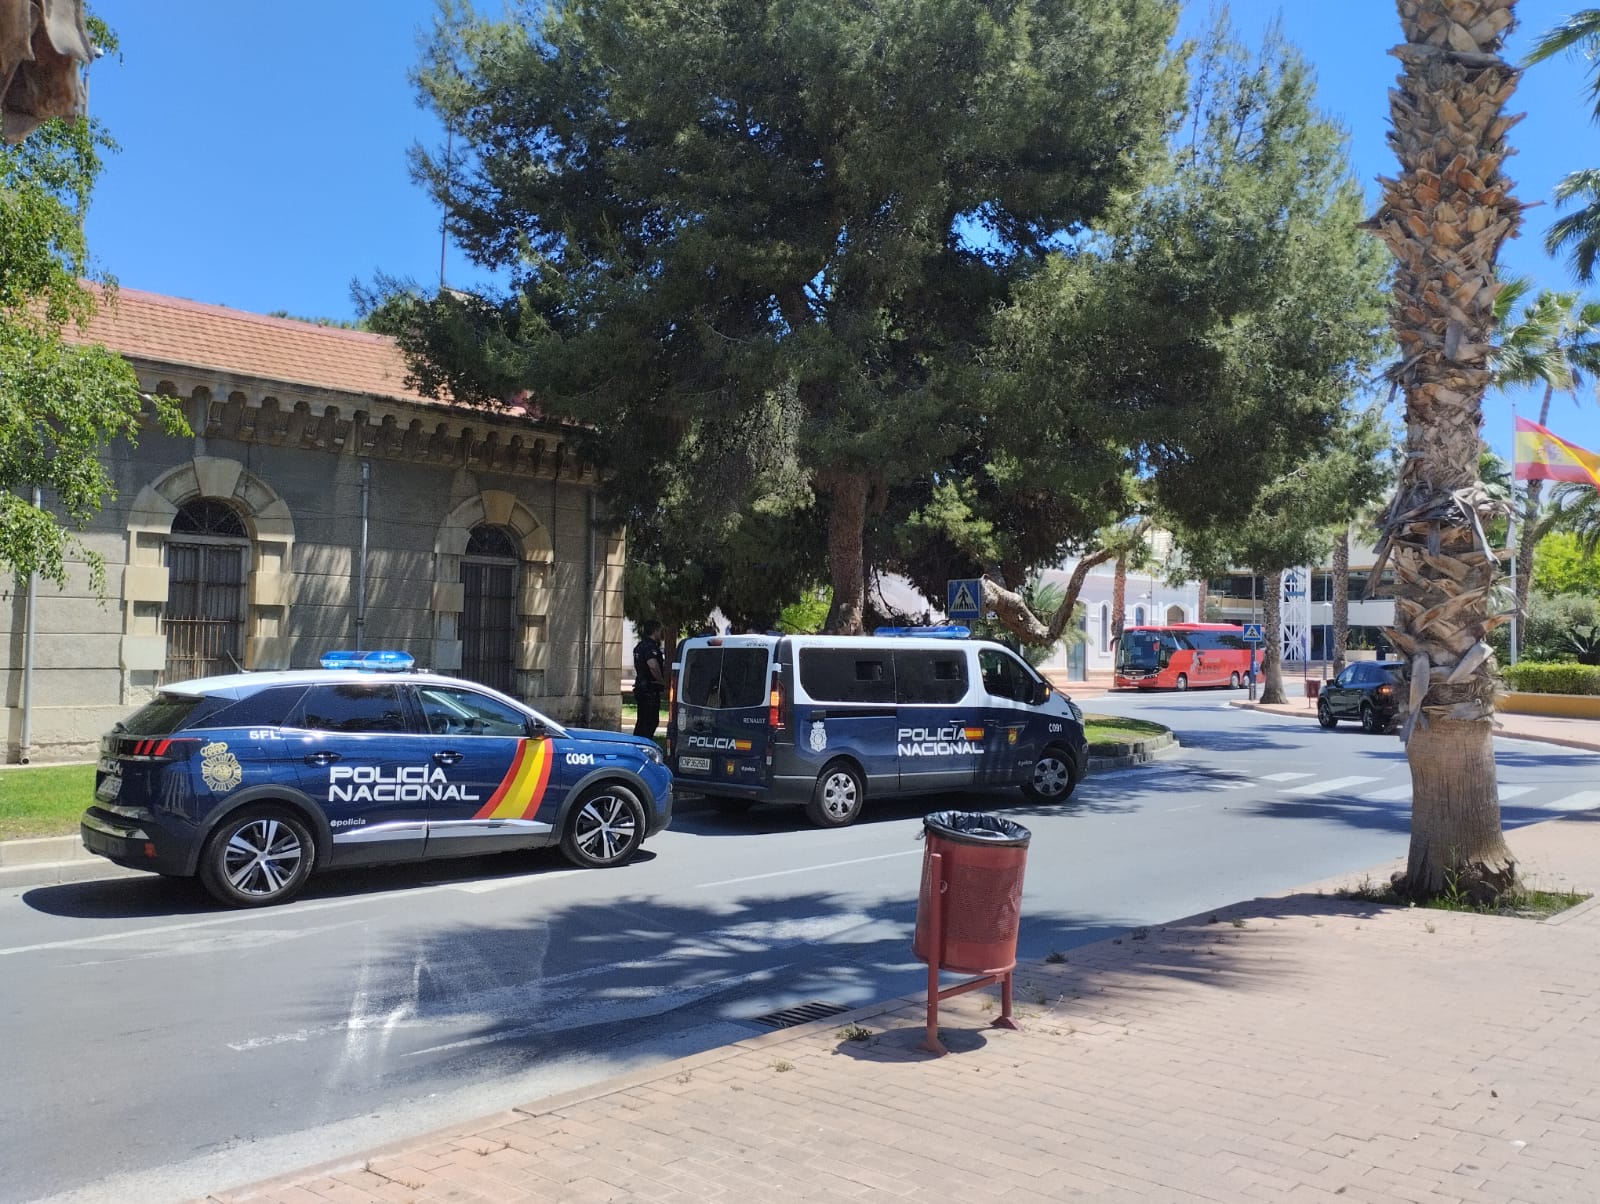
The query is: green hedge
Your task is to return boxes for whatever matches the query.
[1502,662,1600,696]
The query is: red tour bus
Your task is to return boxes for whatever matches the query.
[1113,623,1259,691]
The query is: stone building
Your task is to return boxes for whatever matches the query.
[4,289,624,762]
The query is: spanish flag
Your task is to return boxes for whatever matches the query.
[1513,416,1600,488]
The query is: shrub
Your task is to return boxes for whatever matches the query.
[1502,661,1600,696]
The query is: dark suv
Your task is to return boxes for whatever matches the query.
[81,652,673,907]
[1317,661,1407,733]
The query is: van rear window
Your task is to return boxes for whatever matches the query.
[681,648,768,709]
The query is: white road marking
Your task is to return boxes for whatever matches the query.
[1262,772,1315,782]
[695,850,920,889]
[1542,791,1600,812]
[1285,776,1382,797]
[1498,785,1537,801]
[1360,784,1415,801]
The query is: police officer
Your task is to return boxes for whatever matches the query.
[632,620,667,738]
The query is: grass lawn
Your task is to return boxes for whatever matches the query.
[0,764,95,841]
[1083,713,1169,752]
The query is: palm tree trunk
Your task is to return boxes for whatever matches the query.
[1260,570,1286,705]
[1368,0,1519,900]
[1331,529,1350,674]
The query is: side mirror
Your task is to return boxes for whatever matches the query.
[1032,680,1051,706]
[527,718,548,740]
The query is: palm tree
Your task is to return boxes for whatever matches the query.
[1490,287,1600,620]
[1525,13,1600,281]
[1366,0,1520,900]
[1550,480,1600,555]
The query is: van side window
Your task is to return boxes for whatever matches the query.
[799,649,895,703]
[978,649,1034,703]
[895,650,968,704]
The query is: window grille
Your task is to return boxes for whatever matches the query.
[164,501,248,683]
[461,524,519,693]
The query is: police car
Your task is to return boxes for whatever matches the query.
[80,651,673,907]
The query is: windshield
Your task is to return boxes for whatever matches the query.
[1116,632,1168,671]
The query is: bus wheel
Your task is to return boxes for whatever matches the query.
[1023,747,1078,803]
[807,761,864,828]
[1175,674,1189,691]
[1229,671,1241,689]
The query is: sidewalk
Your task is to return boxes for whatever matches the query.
[201,812,1600,1204]
[1232,689,1600,754]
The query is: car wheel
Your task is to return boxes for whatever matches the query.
[1175,674,1188,691]
[1360,703,1383,734]
[1023,746,1078,803]
[560,784,646,868]
[1317,699,1337,729]
[1230,671,1241,689]
[807,761,865,828]
[199,807,315,908]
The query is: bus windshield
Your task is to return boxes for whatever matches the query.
[1116,631,1176,671]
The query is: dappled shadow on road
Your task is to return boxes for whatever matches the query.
[22,846,660,919]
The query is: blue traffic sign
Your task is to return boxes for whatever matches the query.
[946,578,982,619]
[1242,623,1265,643]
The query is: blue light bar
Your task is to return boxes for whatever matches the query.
[872,625,971,639]
[319,650,416,672]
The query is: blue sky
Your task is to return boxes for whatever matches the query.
[83,0,1600,464]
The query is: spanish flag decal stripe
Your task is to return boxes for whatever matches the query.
[963,727,984,741]
[474,739,553,820]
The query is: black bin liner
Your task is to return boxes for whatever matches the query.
[922,811,1031,848]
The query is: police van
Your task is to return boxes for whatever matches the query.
[668,628,1088,827]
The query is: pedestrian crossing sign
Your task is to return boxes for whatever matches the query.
[946,578,982,619]
[1242,623,1265,643]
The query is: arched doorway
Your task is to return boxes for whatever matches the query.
[460,524,519,693]
[164,498,249,682]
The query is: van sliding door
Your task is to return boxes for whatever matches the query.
[892,648,978,792]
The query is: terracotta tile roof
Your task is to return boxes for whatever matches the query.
[69,286,445,407]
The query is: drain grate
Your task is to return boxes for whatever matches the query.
[750,1000,851,1030]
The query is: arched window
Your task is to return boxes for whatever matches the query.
[164,499,249,683]
[1166,604,1186,624]
[460,524,519,693]
[1133,605,1146,626]
[1099,603,1110,651]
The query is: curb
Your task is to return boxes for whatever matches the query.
[1229,699,1600,754]
[1086,730,1179,771]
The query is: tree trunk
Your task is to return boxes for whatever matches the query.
[1368,0,1518,900]
[1331,528,1350,674]
[1111,554,1127,641]
[1512,383,1554,621]
[1196,576,1210,622]
[821,470,868,634]
[1260,569,1287,704]
[981,545,1119,645]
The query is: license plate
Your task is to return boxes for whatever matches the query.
[96,775,122,802]
[678,756,711,773]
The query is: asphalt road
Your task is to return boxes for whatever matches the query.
[4,693,1597,1204]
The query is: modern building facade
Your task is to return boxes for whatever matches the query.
[4,290,624,763]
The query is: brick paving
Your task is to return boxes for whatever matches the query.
[203,812,1600,1204]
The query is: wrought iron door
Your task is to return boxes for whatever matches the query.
[164,541,246,682]
[460,526,518,693]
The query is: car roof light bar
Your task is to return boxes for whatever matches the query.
[872,625,970,639]
[319,650,416,672]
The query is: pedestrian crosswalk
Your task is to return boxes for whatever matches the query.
[1112,764,1598,814]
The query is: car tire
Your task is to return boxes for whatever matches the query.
[1360,703,1383,734]
[198,806,315,908]
[1175,674,1188,692]
[1317,699,1338,729]
[1229,671,1241,689]
[807,761,865,828]
[1023,746,1078,803]
[560,783,646,868]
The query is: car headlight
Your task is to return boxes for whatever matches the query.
[642,744,665,765]
[1066,700,1084,724]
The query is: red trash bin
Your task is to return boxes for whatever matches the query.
[913,814,1030,974]
[912,812,1031,1054]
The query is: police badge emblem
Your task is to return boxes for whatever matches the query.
[808,721,827,753]
[200,741,243,792]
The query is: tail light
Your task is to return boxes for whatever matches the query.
[768,670,785,731]
[666,674,677,754]
[122,737,200,761]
